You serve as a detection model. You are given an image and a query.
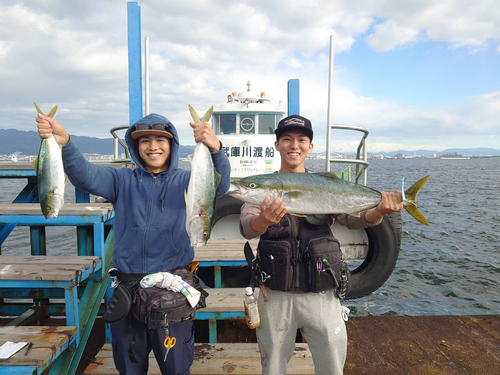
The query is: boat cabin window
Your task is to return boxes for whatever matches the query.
[259,114,280,134]
[240,115,255,135]
[213,113,284,135]
[213,114,237,134]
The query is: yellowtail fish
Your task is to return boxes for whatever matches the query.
[33,103,65,219]
[185,104,221,246]
[228,173,430,225]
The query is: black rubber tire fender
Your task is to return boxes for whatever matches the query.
[346,214,400,299]
[212,195,244,226]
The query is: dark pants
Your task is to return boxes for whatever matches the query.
[111,312,194,375]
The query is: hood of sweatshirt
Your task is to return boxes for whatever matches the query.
[125,113,180,173]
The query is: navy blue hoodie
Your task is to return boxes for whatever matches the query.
[62,113,231,273]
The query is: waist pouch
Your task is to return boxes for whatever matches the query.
[306,236,342,293]
[258,240,294,292]
[258,236,350,296]
[132,268,197,329]
[103,282,136,324]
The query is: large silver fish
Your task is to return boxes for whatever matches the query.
[227,172,430,225]
[185,104,221,246]
[33,103,65,219]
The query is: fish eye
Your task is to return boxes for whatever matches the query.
[249,183,257,189]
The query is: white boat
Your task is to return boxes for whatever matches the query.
[212,81,286,178]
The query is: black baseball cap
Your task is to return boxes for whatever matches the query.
[275,115,313,141]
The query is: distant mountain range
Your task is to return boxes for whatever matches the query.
[367,148,500,157]
[1,128,499,158]
[0,129,195,158]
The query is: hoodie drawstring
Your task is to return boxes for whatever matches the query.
[160,178,169,212]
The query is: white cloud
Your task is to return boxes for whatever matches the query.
[0,0,499,153]
[366,20,422,52]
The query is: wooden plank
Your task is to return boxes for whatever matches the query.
[85,316,500,375]
[199,239,259,252]
[194,250,246,262]
[0,256,100,267]
[0,326,76,366]
[0,256,100,281]
[0,262,100,281]
[84,343,314,375]
[203,288,252,313]
[0,203,113,216]
[194,239,257,261]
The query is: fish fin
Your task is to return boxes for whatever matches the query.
[184,190,188,205]
[34,103,58,118]
[317,172,341,179]
[187,153,194,162]
[403,175,431,226]
[188,104,214,123]
[200,106,214,122]
[287,191,304,200]
[214,170,222,189]
[188,104,201,123]
[46,105,58,118]
[34,102,45,115]
[32,157,39,174]
[289,212,308,218]
[64,175,68,185]
[349,211,362,217]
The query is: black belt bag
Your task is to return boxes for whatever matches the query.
[102,271,142,324]
[103,267,208,327]
[132,268,197,329]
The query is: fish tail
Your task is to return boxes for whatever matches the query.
[403,175,431,226]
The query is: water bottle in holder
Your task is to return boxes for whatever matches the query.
[243,287,260,329]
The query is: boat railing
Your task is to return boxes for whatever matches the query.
[110,125,131,160]
[327,124,369,185]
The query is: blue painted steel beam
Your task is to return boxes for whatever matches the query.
[0,304,66,316]
[75,188,90,204]
[194,311,244,320]
[0,170,36,177]
[288,79,300,115]
[0,213,115,226]
[0,288,66,298]
[209,320,217,343]
[197,261,247,267]
[127,1,142,125]
[0,179,38,246]
[30,226,46,255]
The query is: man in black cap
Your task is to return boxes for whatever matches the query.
[239,114,403,374]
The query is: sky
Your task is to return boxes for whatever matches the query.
[0,0,499,154]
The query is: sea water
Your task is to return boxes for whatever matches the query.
[1,157,499,317]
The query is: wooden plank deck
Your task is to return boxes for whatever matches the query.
[83,315,500,375]
[0,326,77,371]
[0,256,100,281]
[84,343,314,375]
[194,239,257,262]
[0,203,114,216]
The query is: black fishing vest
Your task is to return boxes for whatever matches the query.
[257,214,343,293]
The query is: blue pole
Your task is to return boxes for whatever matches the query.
[127,2,142,125]
[287,79,300,115]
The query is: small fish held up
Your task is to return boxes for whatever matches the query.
[33,103,66,219]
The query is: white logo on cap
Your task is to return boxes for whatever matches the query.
[284,118,305,126]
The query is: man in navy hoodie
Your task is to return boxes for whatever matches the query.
[36,112,231,374]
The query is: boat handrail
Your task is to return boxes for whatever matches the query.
[328,124,369,185]
[110,125,131,160]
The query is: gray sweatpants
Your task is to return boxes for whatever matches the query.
[256,288,347,375]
